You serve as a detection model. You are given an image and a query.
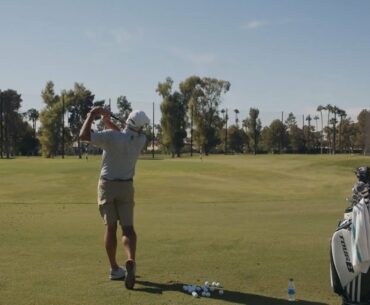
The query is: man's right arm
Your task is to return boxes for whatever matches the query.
[79,113,95,142]
[80,107,108,142]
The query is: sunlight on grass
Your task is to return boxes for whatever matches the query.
[0,154,368,305]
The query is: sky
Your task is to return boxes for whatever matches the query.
[1,0,370,127]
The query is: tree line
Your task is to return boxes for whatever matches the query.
[157,76,370,156]
[1,77,369,158]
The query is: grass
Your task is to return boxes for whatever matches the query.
[0,154,368,305]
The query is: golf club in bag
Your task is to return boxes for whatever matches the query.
[330,167,370,305]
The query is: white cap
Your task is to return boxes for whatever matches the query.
[126,110,150,130]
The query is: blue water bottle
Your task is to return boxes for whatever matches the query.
[287,278,296,301]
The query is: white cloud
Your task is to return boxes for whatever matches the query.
[168,47,216,66]
[242,20,269,30]
[84,26,144,51]
[241,18,292,31]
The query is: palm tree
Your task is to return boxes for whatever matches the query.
[306,115,312,151]
[337,108,347,152]
[221,108,228,153]
[313,115,319,131]
[331,106,339,154]
[326,104,333,153]
[234,109,239,126]
[26,108,39,136]
[305,114,312,127]
[316,105,325,154]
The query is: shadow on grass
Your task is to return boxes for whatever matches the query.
[135,280,329,305]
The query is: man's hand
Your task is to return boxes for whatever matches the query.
[80,107,109,142]
[89,107,110,118]
[102,113,121,131]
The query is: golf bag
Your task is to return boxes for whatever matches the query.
[330,167,370,305]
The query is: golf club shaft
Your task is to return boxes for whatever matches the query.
[110,113,126,126]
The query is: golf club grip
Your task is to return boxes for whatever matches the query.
[110,113,125,125]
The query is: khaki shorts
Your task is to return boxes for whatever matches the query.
[98,179,135,227]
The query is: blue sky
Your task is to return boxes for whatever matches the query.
[1,0,370,126]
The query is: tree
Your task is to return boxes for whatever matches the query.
[305,115,313,152]
[289,125,306,153]
[17,121,40,156]
[326,104,334,152]
[157,77,187,157]
[261,119,288,153]
[39,81,64,157]
[284,113,305,153]
[155,124,163,151]
[313,115,319,131]
[67,83,94,158]
[316,105,325,154]
[220,108,228,152]
[0,89,23,158]
[243,108,262,155]
[285,112,297,130]
[339,117,357,153]
[234,109,239,126]
[337,108,347,152]
[331,106,339,154]
[356,109,370,154]
[115,96,132,128]
[25,108,39,136]
[179,76,230,154]
[227,125,247,153]
[0,90,3,158]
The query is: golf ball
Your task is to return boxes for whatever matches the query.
[212,281,217,286]
[205,281,209,286]
[192,291,198,298]
[219,290,224,295]
[216,282,220,287]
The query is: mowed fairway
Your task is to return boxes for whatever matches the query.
[0,154,368,305]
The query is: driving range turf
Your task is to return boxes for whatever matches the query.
[0,154,367,305]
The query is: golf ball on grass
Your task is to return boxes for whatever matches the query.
[183,280,224,298]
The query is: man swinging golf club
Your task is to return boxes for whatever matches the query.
[80,106,150,289]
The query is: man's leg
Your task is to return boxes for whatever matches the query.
[105,224,119,270]
[121,225,136,261]
[122,225,136,289]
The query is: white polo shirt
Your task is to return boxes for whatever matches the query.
[90,128,146,180]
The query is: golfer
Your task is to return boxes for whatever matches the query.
[80,106,149,289]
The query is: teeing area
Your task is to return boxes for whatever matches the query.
[0,154,366,305]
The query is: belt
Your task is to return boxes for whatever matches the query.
[100,177,133,182]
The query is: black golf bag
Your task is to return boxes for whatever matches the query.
[330,167,370,305]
